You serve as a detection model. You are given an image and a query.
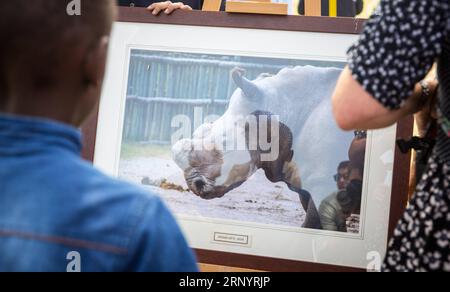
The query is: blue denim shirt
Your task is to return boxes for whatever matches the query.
[0,114,198,272]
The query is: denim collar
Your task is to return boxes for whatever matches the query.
[0,114,82,156]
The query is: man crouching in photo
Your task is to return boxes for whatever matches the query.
[0,0,198,272]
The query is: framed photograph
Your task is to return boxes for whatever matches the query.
[83,8,412,272]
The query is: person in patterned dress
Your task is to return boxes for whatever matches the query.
[332,0,450,272]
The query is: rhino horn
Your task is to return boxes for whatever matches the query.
[231,67,262,100]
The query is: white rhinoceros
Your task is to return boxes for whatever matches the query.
[172,66,354,229]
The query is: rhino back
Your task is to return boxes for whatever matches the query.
[294,98,354,205]
[252,66,342,134]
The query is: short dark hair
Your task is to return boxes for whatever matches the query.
[0,0,114,105]
[337,161,350,172]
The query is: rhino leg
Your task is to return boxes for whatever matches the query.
[299,189,322,230]
[282,161,322,230]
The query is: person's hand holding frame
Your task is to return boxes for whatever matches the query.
[147,1,193,15]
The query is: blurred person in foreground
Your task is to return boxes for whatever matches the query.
[333,0,449,272]
[0,0,198,272]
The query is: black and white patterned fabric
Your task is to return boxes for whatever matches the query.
[347,0,450,272]
[384,156,450,272]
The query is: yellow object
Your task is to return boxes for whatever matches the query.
[357,0,380,18]
[304,0,321,16]
[226,1,289,16]
[329,0,337,17]
[202,0,222,11]
[293,0,300,15]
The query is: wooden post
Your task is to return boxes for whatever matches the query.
[304,0,321,16]
[225,1,289,15]
[202,0,222,11]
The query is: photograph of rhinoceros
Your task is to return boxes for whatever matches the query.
[118,50,365,233]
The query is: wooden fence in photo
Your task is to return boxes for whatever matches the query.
[122,51,326,144]
[122,96,229,144]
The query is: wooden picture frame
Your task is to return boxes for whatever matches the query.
[82,8,412,272]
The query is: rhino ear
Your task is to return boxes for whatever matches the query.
[231,67,262,100]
